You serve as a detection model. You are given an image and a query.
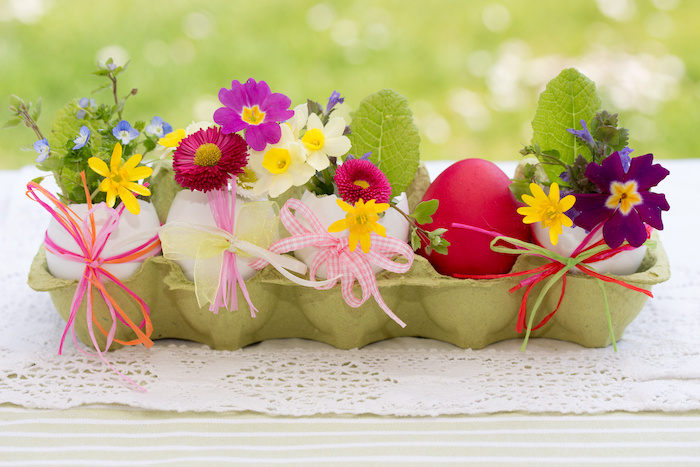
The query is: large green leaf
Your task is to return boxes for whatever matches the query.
[348,89,421,199]
[531,68,601,182]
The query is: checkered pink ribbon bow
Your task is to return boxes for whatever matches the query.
[252,197,414,327]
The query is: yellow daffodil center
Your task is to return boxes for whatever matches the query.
[606,181,642,215]
[242,105,265,126]
[193,143,222,167]
[302,128,325,151]
[262,148,292,174]
[353,180,370,189]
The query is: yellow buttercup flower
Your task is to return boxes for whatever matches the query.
[517,182,575,246]
[157,128,187,148]
[328,198,389,253]
[88,143,153,215]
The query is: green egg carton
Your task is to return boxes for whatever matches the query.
[27,231,669,351]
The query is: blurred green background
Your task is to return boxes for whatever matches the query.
[1,0,698,170]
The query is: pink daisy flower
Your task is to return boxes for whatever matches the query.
[335,157,392,204]
[172,127,249,192]
[213,78,295,151]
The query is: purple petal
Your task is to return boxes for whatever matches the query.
[244,79,271,105]
[635,192,669,230]
[619,147,633,173]
[567,119,595,146]
[585,152,625,193]
[572,193,612,231]
[214,107,247,134]
[261,92,293,115]
[603,209,647,248]
[626,153,669,191]
[246,122,282,151]
[244,126,267,151]
[218,86,245,112]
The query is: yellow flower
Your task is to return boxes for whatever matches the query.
[157,128,186,148]
[88,143,153,215]
[327,198,389,253]
[517,182,575,246]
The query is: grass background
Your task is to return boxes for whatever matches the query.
[1,0,698,170]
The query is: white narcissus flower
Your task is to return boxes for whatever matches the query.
[286,104,308,139]
[300,113,351,171]
[248,123,316,198]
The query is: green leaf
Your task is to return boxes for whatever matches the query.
[410,199,439,224]
[410,229,422,251]
[531,68,601,183]
[30,96,42,121]
[9,94,23,109]
[348,89,421,199]
[2,116,22,129]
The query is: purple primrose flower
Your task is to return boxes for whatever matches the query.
[72,125,91,150]
[213,78,295,151]
[573,151,670,249]
[112,120,139,145]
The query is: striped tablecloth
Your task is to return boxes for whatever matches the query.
[3,405,700,465]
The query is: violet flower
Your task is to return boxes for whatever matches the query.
[567,119,595,147]
[325,90,344,114]
[213,78,294,151]
[145,116,173,138]
[573,151,670,248]
[112,120,139,145]
[72,126,90,150]
[33,138,50,163]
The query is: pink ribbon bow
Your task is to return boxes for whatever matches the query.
[26,180,161,390]
[252,198,414,327]
[205,187,260,315]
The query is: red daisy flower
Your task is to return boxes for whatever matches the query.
[173,127,249,192]
[335,158,392,204]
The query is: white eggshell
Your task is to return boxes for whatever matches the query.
[293,191,410,279]
[164,189,268,281]
[46,200,161,281]
[532,223,647,275]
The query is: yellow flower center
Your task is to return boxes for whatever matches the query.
[262,148,292,174]
[606,181,642,215]
[242,105,266,126]
[302,128,325,151]
[353,180,370,189]
[193,143,222,167]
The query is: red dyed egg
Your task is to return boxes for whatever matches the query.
[418,158,531,276]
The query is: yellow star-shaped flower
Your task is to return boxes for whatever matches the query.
[328,198,389,253]
[88,143,153,215]
[517,182,575,246]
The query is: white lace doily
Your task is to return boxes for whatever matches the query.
[2,162,698,415]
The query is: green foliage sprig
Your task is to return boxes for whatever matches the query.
[4,58,159,205]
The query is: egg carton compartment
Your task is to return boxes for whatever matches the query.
[27,233,669,352]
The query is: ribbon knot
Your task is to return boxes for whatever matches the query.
[451,222,654,351]
[159,189,337,316]
[26,176,161,390]
[263,198,414,328]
